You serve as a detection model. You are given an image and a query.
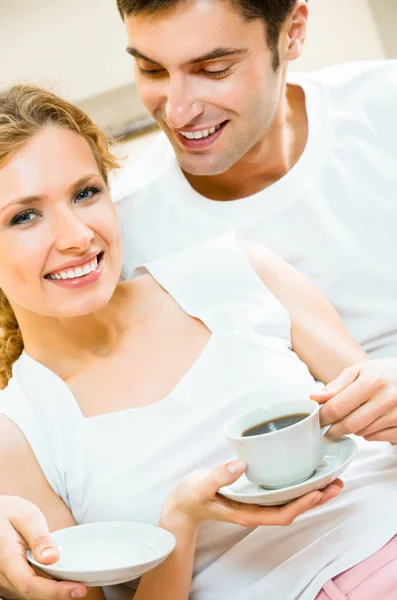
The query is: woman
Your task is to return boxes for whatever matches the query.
[0,85,396,600]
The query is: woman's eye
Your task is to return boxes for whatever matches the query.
[9,209,39,227]
[74,186,102,203]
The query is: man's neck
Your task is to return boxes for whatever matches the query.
[184,83,308,201]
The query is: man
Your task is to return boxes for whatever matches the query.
[113,0,397,440]
[0,1,396,598]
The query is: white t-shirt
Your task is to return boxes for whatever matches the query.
[113,60,397,359]
[1,234,397,600]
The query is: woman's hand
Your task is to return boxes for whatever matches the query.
[161,460,343,531]
[0,495,87,600]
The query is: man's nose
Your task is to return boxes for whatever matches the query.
[165,77,204,130]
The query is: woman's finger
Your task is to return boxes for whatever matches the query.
[0,534,87,600]
[7,498,60,564]
[195,460,247,502]
[309,480,344,507]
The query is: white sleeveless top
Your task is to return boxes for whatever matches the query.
[1,232,397,600]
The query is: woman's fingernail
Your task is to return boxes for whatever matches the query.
[329,486,342,498]
[71,590,86,599]
[310,492,323,505]
[40,548,57,559]
[227,460,246,475]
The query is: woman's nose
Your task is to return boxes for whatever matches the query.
[52,212,94,253]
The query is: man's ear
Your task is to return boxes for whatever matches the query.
[284,1,309,62]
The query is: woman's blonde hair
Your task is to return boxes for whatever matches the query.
[0,84,120,389]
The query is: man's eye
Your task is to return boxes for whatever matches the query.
[9,209,39,227]
[200,67,233,79]
[74,186,102,203]
[138,67,165,76]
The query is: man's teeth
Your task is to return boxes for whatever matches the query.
[48,257,98,280]
[180,124,222,140]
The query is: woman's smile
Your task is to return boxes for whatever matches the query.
[44,251,105,288]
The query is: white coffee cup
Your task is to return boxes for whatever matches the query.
[224,399,324,489]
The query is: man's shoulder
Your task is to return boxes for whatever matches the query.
[290,60,397,97]
[110,132,177,206]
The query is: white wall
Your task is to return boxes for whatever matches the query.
[0,0,386,103]
[295,0,385,71]
[0,0,132,102]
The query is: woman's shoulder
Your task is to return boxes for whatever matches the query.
[118,273,171,314]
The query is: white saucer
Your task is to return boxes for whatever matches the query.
[219,436,357,506]
[27,522,176,586]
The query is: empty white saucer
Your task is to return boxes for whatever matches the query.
[27,521,176,586]
[219,436,357,506]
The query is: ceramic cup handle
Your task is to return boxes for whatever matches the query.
[321,424,332,436]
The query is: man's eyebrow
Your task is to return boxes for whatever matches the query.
[185,47,248,65]
[126,47,161,65]
[0,174,99,214]
[126,46,248,67]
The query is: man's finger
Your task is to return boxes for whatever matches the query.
[355,405,397,437]
[364,428,397,443]
[311,365,360,404]
[318,376,373,427]
[326,395,391,437]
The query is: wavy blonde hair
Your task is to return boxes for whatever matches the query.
[0,85,119,389]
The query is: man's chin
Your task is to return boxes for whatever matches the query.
[178,155,233,177]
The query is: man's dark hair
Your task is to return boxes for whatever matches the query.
[117,0,305,70]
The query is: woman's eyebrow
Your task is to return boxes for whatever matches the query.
[0,195,45,214]
[0,174,99,214]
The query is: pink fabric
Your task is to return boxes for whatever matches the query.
[315,535,397,599]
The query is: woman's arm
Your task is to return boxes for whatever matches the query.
[0,415,105,600]
[134,463,342,600]
[241,241,368,383]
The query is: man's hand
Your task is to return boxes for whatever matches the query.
[0,495,87,600]
[311,358,397,442]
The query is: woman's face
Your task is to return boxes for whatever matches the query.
[0,126,122,318]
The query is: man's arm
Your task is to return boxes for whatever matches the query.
[241,240,368,383]
[242,240,397,442]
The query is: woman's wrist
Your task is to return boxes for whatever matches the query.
[159,501,200,538]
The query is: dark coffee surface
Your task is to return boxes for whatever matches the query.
[241,413,310,437]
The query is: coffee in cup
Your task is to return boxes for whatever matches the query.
[224,399,324,489]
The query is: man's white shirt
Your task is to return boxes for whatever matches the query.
[113,60,397,358]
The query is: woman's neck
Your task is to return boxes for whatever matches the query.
[14,278,162,380]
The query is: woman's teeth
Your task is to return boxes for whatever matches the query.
[47,257,98,280]
[179,124,222,140]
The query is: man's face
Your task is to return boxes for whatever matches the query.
[125,0,287,176]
